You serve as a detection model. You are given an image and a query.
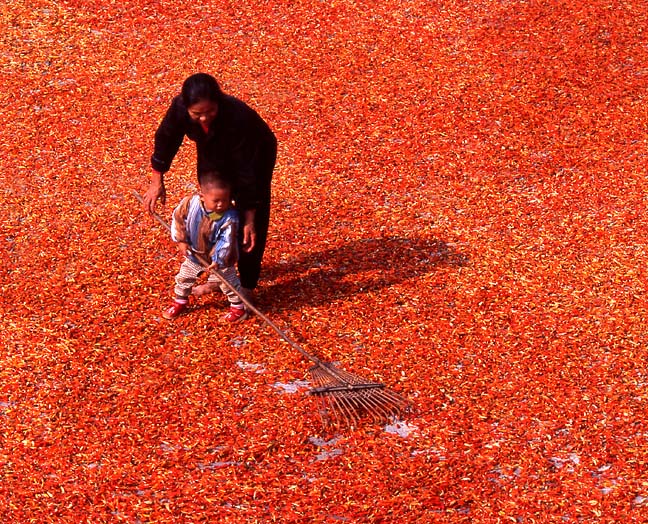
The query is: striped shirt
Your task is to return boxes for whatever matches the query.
[170,194,239,268]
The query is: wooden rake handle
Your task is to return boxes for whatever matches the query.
[132,191,322,366]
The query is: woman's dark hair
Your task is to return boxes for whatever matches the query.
[181,73,224,107]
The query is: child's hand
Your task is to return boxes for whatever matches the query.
[177,242,190,257]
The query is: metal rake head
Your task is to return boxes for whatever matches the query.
[307,362,409,428]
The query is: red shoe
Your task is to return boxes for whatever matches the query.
[223,305,248,323]
[163,300,187,320]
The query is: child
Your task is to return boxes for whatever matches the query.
[162,170,247,322]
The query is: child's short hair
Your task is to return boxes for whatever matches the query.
[198,170,231,192]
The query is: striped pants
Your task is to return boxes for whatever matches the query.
[174,257,243,306]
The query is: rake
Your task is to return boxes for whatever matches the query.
[133,191,409,427]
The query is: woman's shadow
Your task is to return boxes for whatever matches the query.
[259,236,468,312]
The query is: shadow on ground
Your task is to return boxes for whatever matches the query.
[258,236,468,312]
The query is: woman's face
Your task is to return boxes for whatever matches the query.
[188,99,218,127]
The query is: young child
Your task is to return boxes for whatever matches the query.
[162,170,247,322]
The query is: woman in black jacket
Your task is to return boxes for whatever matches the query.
[142,73,277,299]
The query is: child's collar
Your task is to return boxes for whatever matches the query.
[201,201,224,221]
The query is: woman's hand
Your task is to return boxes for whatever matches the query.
[242,210,256,253]
[142,171,166,214]
[177,242,190,257]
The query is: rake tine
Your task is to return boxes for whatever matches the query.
[363,392,397,423]
[380,391,407,418]
[309,373,348,427]
[334,392,365,428]
[327,393,355,427]
[374,387,405,409]
[383,392,408,418]
[369,389,406,420]
[325,397,347,429]
[347,392,370,417]
[337,395,362,427]
[357,391,395,423]
[353,398,380,424]
[341,390,389,426]
[332,401,349,428]
[316,398,336,428]
[338,367,370,385]
[357,392,389,420]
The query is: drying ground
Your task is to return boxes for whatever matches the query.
[1,0,647,522]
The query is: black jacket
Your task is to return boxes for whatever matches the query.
[151,94,277,210]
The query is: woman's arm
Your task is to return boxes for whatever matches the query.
[143,97,187,213]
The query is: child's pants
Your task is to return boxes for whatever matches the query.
[174,258,243,306]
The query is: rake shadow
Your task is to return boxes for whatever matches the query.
[258,236,468,312]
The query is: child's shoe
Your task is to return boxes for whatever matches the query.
[223,305,248,323]
[163,299,188,320]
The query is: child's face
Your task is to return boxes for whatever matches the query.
[200,186,231,213]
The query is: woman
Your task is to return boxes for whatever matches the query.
[142,73,277,300]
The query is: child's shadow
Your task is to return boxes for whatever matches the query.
[260,237,468,312]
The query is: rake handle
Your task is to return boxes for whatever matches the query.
[133,191,323,366]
